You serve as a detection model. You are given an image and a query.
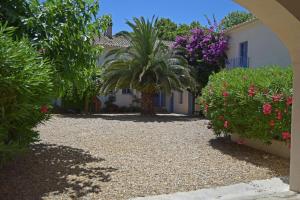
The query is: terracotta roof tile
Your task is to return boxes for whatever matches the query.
[95,36,174,48]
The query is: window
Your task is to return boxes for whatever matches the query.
[122,88,132,94]
[239,41,248,67]
[179,91,183,104]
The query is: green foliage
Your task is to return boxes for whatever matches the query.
[0,24,54,165]
[101,17,195,94]
[26,0,107,100]
[155,18,177,41]
[155,18,202,41]
[101,17,195,114]
[100,14,113,27]
[199,66,293,144]
[0,0,32,38]
[220,11,255,30]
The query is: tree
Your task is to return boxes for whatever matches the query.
[26,0,111,113]
[101,17,195,115]
[0,0,32,38]
[173,24,228,96]
[190,21,201,29]
[220,11,255,30]
[155,18,202,41]
[154,18,177,41]
[0,24,53,164]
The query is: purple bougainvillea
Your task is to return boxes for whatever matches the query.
[172,23,229,96]
[173,25,228,67]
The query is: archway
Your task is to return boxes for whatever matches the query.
[235,0,300,192]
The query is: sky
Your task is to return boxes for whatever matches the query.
[98,0,249,34]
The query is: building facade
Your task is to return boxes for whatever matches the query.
[96,34,193,115]
[225,19,292,69]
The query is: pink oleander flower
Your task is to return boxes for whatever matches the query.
[237,139,246,145]
[204,104,209,113]
[282,132,291,140]
[224,120,229,128]
[277,110,283,120]
[40,105,48,113]
[269,120,275,128]
[272,94,282,102]
[248,85,256,97]
[263,103,272,115]
[286,96,293,106]
[223,91,229,97]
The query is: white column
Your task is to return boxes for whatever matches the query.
[290,58,300,192]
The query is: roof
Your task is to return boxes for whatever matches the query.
[224,18,259,34]
[94,36,131,48]
[95,35,174,48]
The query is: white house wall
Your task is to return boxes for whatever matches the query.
[172,90,190,114]
[226,20,292,68]
[114,90,140,108]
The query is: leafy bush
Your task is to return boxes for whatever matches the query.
[199,66,293,144]
[0,24,53,165]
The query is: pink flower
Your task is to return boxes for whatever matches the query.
[223,91,229,97]
[272,94,282,102]
[237,139,246,145]
[204,104,209,113]
[248,85,256,97]
[269,120,275,128]
[286,96,293,106]
[40,105,48,113]
[282,132,291,140]
[263,103,272,115]
[277,110,283,120]
[224,120,229,128]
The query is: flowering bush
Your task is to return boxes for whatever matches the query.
[199,66,293,144]
[173,28,228,65]
[0,24,53,165]
[172,23,228,94]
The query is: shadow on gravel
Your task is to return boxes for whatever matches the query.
[57,113,202,123]
[209,137,290,177]
[0,143,117,200]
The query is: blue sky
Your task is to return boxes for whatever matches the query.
[99,0,249,34]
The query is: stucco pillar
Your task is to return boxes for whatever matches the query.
[290,56,300,192]
[234,0,300,192]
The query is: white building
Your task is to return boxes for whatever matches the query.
[225,18,292,68]
[95,32,193,115]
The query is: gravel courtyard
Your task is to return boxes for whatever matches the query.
[0,114,289,200]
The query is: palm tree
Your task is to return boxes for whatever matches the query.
[101,17,195,115]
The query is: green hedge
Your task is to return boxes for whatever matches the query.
[199,66,293,144]
[0,24,54,165]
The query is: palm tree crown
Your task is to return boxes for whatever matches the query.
[100,17,195,115]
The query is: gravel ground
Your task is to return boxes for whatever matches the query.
[0,114,289,200]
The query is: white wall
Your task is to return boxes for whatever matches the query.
[114,90,140,107]
[172,90,190,115]
[226,20,291,68]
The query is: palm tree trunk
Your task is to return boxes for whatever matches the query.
[141,92,155,115]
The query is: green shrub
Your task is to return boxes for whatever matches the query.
[199,66,293,144]
[0,24,54,165]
